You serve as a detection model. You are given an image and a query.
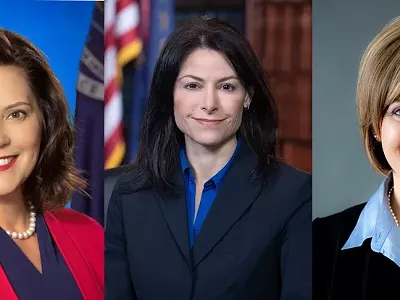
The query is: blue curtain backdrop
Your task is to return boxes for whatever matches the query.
[0,1,95,208]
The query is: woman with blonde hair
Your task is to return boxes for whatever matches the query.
[0,29,103,299]
[313,17,400,299]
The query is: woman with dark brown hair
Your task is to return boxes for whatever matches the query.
[105,17,311,300]
[0,29,103,300]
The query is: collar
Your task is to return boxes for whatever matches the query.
[342,173,400,266]
[179,138,243,188]
[44,210,104,299]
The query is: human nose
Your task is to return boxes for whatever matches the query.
[0,122,11,148]
[201,86,218,114]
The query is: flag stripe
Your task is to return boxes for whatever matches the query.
[104,45,117,86]
[115,3,140,37]
[117,0,136,12]
[116,27,140,49]
[105,91,123,141]
[105,122,124,158]
[104,77,117,106]
[105,125,125,165]
[104,0,142,169]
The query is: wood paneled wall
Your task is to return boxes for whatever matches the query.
[246,0,312,172]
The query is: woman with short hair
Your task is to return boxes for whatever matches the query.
[313,17,400,299]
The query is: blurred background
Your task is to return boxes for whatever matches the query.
[313,0,400,218]
[104,0,312,224]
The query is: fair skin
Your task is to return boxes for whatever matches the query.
[0,65,42,273]
[173,49,251,217]
[378,100,400,222]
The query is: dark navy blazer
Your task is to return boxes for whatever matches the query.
[105,143,312,300]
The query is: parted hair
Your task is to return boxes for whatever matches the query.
[0,28,86,210]
[126,17,278,192]
[357,17,400,175]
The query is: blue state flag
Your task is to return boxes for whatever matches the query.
[125,0,175,162]
[71,3,105,226]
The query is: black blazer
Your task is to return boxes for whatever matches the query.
[104,165,129,225]
[105,144,312,300]
[313,204,400,300]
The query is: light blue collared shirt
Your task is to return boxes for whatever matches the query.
[342,175,400,267]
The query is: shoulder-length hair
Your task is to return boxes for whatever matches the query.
[128,17,278,191]
[357,17,400,175]
[0,28,85,210]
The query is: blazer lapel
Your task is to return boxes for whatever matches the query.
[0,265,18,300]
[44,211,103,300]
[192,144,267,268]
[153,171,191,266]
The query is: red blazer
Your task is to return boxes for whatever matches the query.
[0,208,104,300]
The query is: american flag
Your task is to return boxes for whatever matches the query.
[104,0,142,169]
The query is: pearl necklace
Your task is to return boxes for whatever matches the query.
[388,187,399,227]
[5,201,37,239]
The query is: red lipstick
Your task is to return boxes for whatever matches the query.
[0,156,18,171]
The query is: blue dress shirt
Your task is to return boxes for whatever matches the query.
[342,174,400,267]
[179,139,243,247]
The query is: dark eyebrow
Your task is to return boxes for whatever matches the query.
[177,75,239,83]
[5,102,32,110]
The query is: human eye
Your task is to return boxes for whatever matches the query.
[7,110,28,121]
[389,102,400,117]
[184,82,201,90]
[220,83,236,91]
